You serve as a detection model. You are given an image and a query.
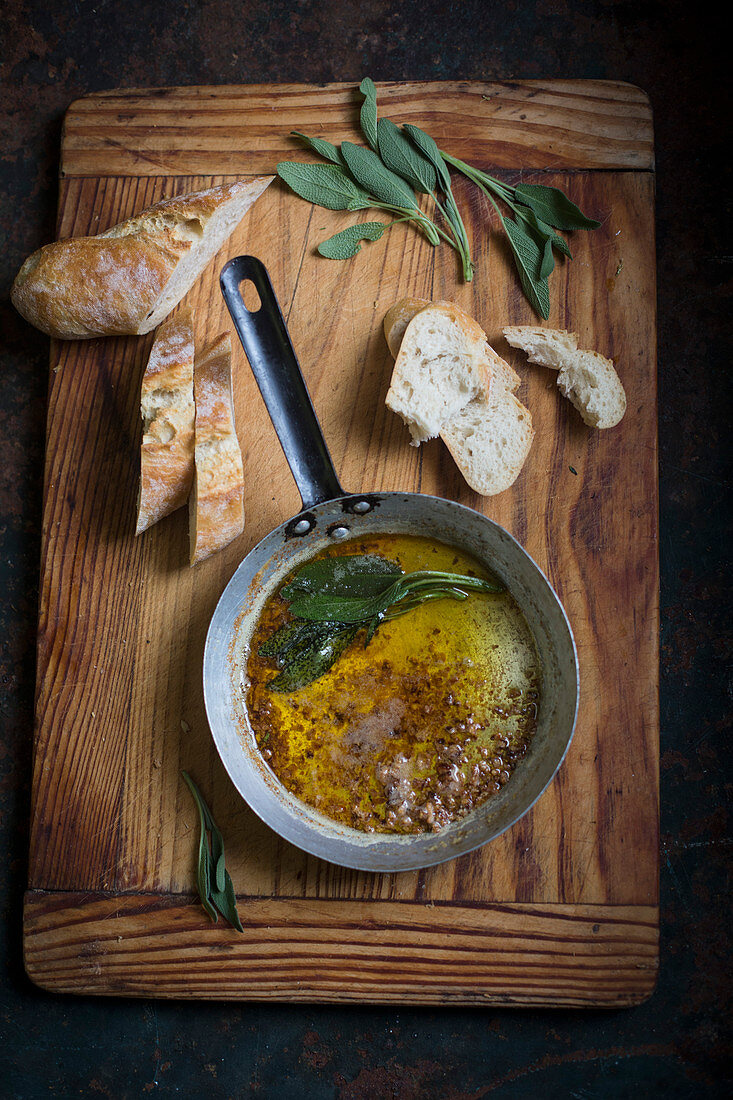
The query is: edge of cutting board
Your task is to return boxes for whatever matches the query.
[24,890,658,1006]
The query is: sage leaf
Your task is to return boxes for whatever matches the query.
[377,118,437,194]
[291,130,345,166]
[318,221,387,260]
[277,161,371,211]
[503,217,551,318]
[281,554,402,600]
[268,624,360,692]
[340,141,418,210]
[215,852,226,893]
[514,183,601,231]
[403,123,453,191]
[181,771,244,932]
[359,77,379,152]
[258,619,310,659]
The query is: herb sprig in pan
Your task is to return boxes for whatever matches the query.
[276,78,600,317]
[182,771,244,932]
[260,553,503,692]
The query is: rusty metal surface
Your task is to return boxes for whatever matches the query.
[1,0,730,1095]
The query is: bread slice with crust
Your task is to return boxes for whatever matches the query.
[11,177,273,339]
[136,307,195,535]
[503,325,626,429]
[189,333,244,565]
[384,297,521,393]
[385,302,493,445]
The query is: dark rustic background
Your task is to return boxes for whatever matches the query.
[1,1,730,1096]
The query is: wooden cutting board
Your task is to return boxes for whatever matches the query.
[23,81,659,1005]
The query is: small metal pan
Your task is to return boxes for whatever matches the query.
[205,256,578,872]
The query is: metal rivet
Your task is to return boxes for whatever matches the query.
[352,499,372,514]
[329,525,350,540]
[293,519,312,535]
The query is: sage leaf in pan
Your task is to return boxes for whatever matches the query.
[261,553,503,692]
[276,78,600,315]
[182,771,244,932]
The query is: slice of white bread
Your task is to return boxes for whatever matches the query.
[11,177,273,339]
[136,307,195,535]
[383,297,533,494]
[385,302,493,444]
[384,297,521,395]
[441,388,535,496]
[189,333,244,565]
[503,326,626,429]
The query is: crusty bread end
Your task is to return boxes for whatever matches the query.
[11,177,273,339]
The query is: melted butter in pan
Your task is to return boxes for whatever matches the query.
[245,534,540,834]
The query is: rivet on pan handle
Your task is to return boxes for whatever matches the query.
[220,256,345,511]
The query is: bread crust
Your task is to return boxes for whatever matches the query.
[11,178,273,339]
[189,333,244,565]
[136,307,195,535]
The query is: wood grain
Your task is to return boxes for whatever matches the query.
[24,892,658,1006]
[61,81,654,178]
[27,82,658,1003]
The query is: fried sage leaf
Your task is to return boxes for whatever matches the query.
[261,554,504,692]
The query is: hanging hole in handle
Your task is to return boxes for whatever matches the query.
[240,279,262,313]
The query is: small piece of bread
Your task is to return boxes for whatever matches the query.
[136,307,195,535]
[441,388,535,496]
[11,177,273,339]
[385,302,493,444]
[384,297,521,394]
[189,333,244,566]
[503,325,626,429]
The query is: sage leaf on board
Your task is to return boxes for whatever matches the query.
[340,141,419,211]
[377,118,437,195]
[182,771,244,932]
[402,122,453,191]
[358,77,380,152]
[514,183,601,231]
[276,79,600,310]
[276,161,371,211]
[502,216,552,319]
[318,221,388,259]
[290,130,345,166]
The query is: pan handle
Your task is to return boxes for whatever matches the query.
[220,255,345,510]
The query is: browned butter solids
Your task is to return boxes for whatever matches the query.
[246,535,540,834]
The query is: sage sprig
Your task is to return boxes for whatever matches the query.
[276,78,601,315]
[182,771,243,932]
[440,151,600,317]
[260,554,503,692]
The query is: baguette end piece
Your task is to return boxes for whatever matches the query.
[11,177,273,340]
